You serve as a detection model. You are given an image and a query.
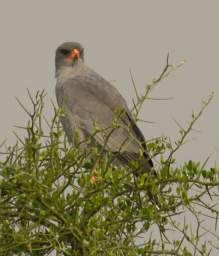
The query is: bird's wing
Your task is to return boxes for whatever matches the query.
[57,73,152,167]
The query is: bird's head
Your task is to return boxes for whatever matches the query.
[55,42,84,74]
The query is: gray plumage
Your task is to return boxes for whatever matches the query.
[55,42,153,172]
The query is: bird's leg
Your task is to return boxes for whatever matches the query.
[90,157,100,183]
[92,156,100,170]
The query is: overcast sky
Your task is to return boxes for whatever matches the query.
[0,0,219,166]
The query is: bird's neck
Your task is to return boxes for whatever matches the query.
[56,62,84,84]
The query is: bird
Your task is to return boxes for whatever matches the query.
[55,42,153,174]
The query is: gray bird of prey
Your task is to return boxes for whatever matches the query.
[55,42,153,173]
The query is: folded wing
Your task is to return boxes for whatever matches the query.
[56,72,153,170]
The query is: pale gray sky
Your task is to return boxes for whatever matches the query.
[0,0,218,165]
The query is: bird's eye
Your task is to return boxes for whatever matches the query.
[60,49,70,55]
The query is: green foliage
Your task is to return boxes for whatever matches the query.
[0,60,218,255]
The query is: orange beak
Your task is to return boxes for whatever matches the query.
[67,48,80,61]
